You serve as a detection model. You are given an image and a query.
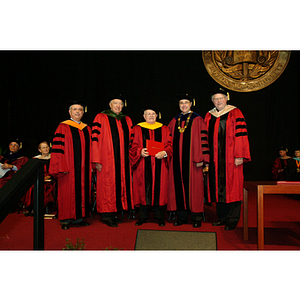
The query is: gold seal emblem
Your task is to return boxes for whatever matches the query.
[202,51,291,92]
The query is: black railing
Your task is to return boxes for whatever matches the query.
[0,159,47,250]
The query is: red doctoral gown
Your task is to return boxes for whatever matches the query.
[91,112,133,213]
[168,112,210,213]
[271,157,290,180]
[129,122,173,207]
[204,105,251,203]
[49,120,92,220]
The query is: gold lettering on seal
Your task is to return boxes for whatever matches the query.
[202,51,291,92]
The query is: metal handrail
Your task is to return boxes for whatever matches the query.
[0,159,47,250]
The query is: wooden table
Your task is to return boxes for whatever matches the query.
[243,181,300,250]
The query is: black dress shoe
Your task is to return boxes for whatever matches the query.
[135,218,147,226]
[173,220,187,226]
[225,224,236,231]
[104,219,118,227]
[193,221,202,228]
[61,224,70,230]
[158,219,165,227]
[212,220,226,226]
[114,217,122,224]
[77,221,89,226]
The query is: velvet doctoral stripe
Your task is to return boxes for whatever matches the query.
[208,117,217,202]
[120,118,132,210]
[172,116,194,211]
[280,158,286,170]
[141,127,162,206]
[70,126,83,219]
[142,128,152,205]
[107,116,122,211]
[83,127,91,215]
[3,150,26,161]
[217,114,227,203]
[153,128,162,207]
[172,123,183,209]
[208,114,228,203]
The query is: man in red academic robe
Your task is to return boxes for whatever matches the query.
[168,94,209,228]
[129,106,173,227]
[204,88,251,230]
[91,94,133,227]
[0,139,28,189]
[49,101,92,230]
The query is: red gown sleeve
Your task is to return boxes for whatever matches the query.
[161,125,173,167]
[272,158,282,180]
[191,116,210,165]
[232,109,251,162]
[49,123,70,177]
[129,126,144,170]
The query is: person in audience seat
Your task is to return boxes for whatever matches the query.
[22,141,56,216]
[0,138,28,189]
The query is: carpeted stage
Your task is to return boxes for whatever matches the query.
[1,193,300,251]
[2,193,300,300]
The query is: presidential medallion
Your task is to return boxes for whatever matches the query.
[202,51,291,92]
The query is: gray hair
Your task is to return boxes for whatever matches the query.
[211,94,228,101]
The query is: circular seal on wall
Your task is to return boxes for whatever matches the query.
[202,51,291,92]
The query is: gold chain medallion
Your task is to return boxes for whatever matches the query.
[178,111,193,133]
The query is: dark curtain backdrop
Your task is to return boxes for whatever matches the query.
[1,50,299,181]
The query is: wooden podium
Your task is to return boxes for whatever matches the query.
[243,181,300,250]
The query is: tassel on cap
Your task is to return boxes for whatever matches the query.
[67,100,87,111]
[142,106,160,117]
[211,87,230,101]
[109,93,126,106]
[10,138,21,148]
[176,93,195,105]
[278,147,288,152]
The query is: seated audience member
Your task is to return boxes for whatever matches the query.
[0,139,28,188]
[285,148,300,182]
[271,147,291,181]
[22,141,56,216]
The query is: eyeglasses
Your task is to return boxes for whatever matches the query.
[213,97,225,102]
[146,113,156,116]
